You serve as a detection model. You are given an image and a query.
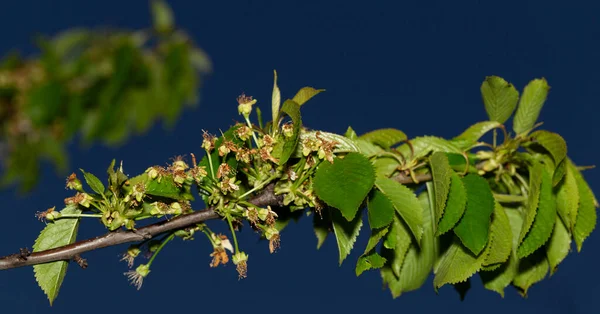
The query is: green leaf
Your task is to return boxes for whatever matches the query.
[368,190,395,229]
[381,192,436,297]
[454,174,495,255]
[556,163,579,231]
[33,205,81,305]
[546,216,571,274]
[435,201,511,289]
[271,70,281,124]
[430,152,452,226]
[313,210,331,249]
[452,121,502,149]
[552,159,567,187]
[145,175,189,200]
[355,139,383,156]
[364,227,389,254]
[396,136,461,162]
[387,214,413,277]
[437,172,467,236]
[512,251,548,296]
[356,252,387,276]
[483,202,513,266]
[446,152,478,173]
[292,87,325,106]
[373,157,400,177]
[314,152,375,221]
[375,177,423,242]
[80,169,105,195]
[357,227,389,276]
[331,208,363,265]
[517,169,557,258]
[434,237,484,289]
[512,78,550,135]
[276,100,302,165]
[293,130,359,158]
[480,207,523,297]
[530,130,567,167]
[519,162,544,245]
[480,76,519,124]
[151,0,174,34]
[571,162,597,251]
[344,126,358,140]
[359,128,407,149]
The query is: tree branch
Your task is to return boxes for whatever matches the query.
[0,170,431,271]
[0,184,284,270]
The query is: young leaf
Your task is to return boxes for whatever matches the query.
[452,121,502,149]
[556,164,579,231]
[33,205,81,305]
[446,152,478,173]
[546,216,571,274]
[365,227,389,253]
[518,162,544,245]
[571,162,597,251]
[373,157,400,177]
[480,76,519,124]
[146,175,187,200]
[430,152,452,226]
[151,0,174,34]
[313,211,331,249]
[331,208,363,265]
[381,192,436,297]
[80,169,105,195]
[512,78,550,135]
[453,174,495,255]
[517,169,556,258]
[355,138,384,156]
[357,227,389,276]
[437,172,467,236]
[530,130,567,166]
[356,252,387,276]
[271,70,281,124]
[276,100,302,165]
[396,136,461,162]
[359,128,407,149]
[375,177,423,242]
[344,126,358,140]
[314,152,375,221]
[293,130,359,158]
[368,190,394,229]
[292,87,325,106]
[512,252,549,296]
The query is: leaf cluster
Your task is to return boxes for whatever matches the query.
[0,0,210,190]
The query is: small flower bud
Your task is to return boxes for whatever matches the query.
[66,173,83,192]
[282,123,294,138]
[146,167,159,180]
[237,94,257,117]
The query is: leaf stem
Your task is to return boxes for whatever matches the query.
[225,214,240,253]
[147,233,175,267]
[57,213,102,219]
[237,174,278,200]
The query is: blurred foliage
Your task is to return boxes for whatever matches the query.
[0,0,211,191]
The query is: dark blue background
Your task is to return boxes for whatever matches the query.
[1,1,598,313]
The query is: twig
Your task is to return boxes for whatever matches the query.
[0,170,433,271]
[0,184,283,271]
